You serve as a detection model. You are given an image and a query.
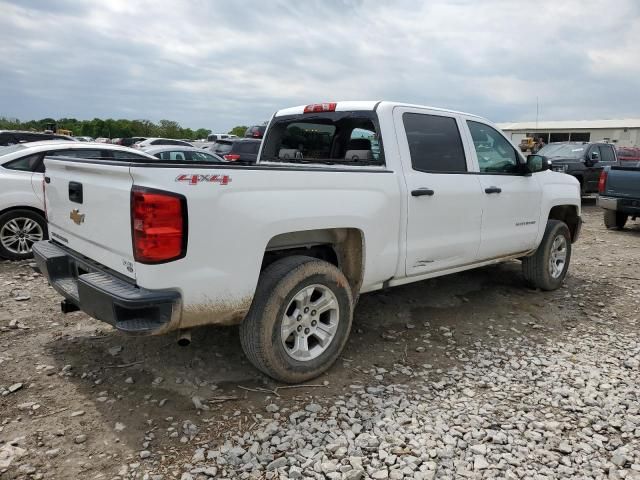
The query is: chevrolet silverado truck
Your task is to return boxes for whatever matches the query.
[598,165,640,229]
[33,101,582,383]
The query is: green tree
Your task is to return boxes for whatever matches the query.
[194,128,211,140]
[229,125,248,137]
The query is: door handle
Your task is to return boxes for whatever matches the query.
[484,186,502,194]
[411,188,435,197]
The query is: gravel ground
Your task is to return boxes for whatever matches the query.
[1,202,639,479]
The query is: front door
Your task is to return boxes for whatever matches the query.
[395,108,483,276]
[464,120,542,259]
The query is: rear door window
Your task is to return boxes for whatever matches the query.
[3,153,45,172]
[48,149,108,159]
[214,142,233,155]
[600,144,616,162]
[402,113,467,173]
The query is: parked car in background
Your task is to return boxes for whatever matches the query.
[244,125,266,139]
[616,146,640,167]
[73,136,94,142]
[0,130,75,146]
[598,165,640,229]
[134,138,194,149]
[33,100,581,383]
[207,133,237,142]
[537,142,618,195]
[210,138,261,162]
[142,146,224,162]
[111,137,146,147]
[94,137,110,143]
[0,141,155,260]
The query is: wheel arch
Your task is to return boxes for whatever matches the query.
[262,228,365,297]
[548,204,580,242]
[0,205,46,219]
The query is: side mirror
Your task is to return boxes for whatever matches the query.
[586,151,599,166]
[526,154,551,173]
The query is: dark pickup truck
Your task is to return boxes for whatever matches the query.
[536,142,618,195]
[598,165,640,229]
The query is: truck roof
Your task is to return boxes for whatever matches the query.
[274,101,487,121]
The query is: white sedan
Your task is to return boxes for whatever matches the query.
[0,141,155,260]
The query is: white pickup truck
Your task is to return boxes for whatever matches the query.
[33,101,582,383]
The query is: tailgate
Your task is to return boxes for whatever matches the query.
[606,167,640,199]
[44,158,136,279]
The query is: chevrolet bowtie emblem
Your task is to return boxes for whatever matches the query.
[70,209,85,225]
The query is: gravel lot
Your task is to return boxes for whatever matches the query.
[1,202,639,479]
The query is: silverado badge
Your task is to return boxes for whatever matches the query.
[70,209,85,225]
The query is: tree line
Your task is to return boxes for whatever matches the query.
[0,116,249,141]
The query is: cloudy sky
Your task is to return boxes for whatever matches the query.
[1,0,639,130]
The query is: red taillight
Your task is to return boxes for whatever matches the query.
[303,102,337,113]
[131,187,187,263]
[598,170,608,194]
[224,154,240,161]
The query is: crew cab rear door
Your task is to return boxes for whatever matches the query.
[43,157,136,279]
[394,107,483,276]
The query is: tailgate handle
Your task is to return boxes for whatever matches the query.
[68,182,83,204]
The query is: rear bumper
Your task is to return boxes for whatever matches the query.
[32,241,181,335]
[598,196,640,215]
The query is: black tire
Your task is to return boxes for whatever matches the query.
[240,255,353,383]
[604,210,627,229]
[0,209,48,261]
[522,220,571,291]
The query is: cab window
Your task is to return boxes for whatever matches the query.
[402,113,467,173]
[467,121,519,174]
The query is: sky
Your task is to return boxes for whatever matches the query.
[1,0,639,131]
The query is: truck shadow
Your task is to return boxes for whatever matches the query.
[43,259,616,451]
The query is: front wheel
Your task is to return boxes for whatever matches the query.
[240,255,353,383]
[522,220,571,291]
[0,209,47,260]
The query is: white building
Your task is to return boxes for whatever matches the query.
[497,119,640,147]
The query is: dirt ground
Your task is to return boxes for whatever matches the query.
[1,201,639,479]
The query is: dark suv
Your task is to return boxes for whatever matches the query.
[211,139,261,162]
[536,142,618,194]
[0,130,75,146]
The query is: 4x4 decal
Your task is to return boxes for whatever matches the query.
[175,174,231,185]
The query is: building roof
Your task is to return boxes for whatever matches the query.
[497,119,640,131]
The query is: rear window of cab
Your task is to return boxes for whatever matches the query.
[260,111,384,165]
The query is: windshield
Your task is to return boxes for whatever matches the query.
[538,143,585,159]
[0,144,26,157]
[261,111,384,165]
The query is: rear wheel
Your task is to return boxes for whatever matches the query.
[0,210,47,260]
[604,210,627,229]
[522,220,571,291]
[240,255,353,383]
